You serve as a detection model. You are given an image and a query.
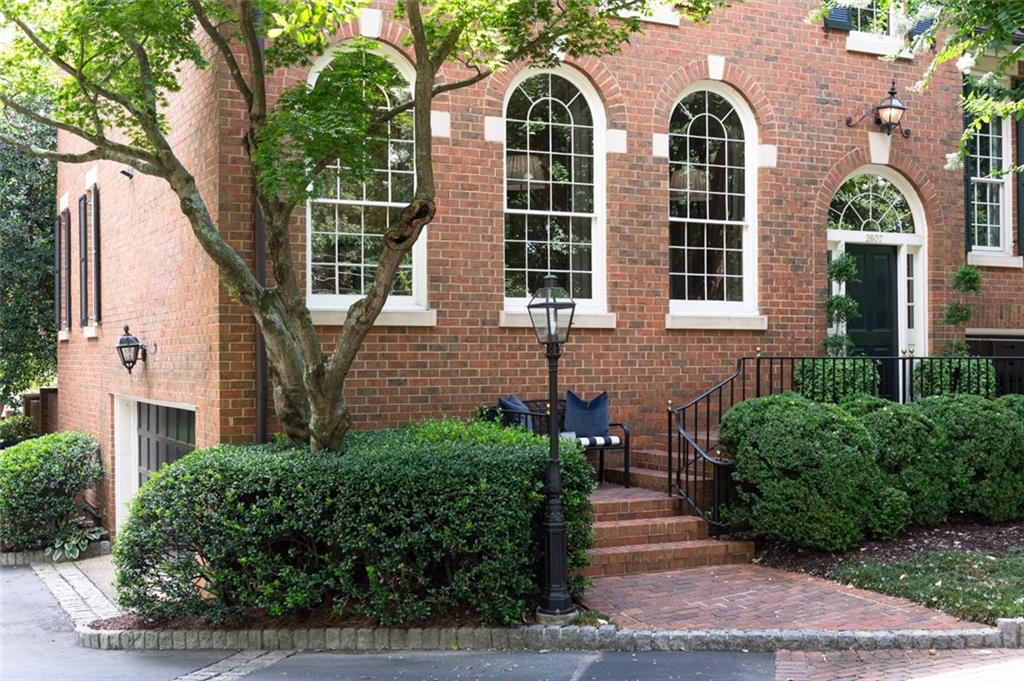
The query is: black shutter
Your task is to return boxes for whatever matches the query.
[963,81,973,254]
[92,185,101,323]
[54,215,62,329]
[78,194,88,326]
[907,19,934,39]
[1018,116,1024,256]
[824,6,852,31]
[62,208,71,328]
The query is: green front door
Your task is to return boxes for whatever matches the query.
[845,244,897,357]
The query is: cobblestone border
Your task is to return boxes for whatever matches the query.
[2,540,111,566]
[74,620,1024,653]
[32,561,121,626]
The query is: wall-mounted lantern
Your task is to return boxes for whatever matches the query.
[846,80,911,138]
[116,326,153,375]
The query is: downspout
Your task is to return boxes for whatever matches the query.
[253,10,269,443]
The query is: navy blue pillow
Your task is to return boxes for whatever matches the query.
[498,394,533,430]
[564,390,610,438]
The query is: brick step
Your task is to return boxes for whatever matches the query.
[581,539,755,578]
[591,487,690,522]
[602,466,712,494]
[593,516,708,547]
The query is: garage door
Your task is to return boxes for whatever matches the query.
[137,403,195,486]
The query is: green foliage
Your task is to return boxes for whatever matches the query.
[0,433,102,551]
[837,393,891,418]
[0,413,35,442]
[114,419,595,625]
[942,301,973,327]
[952,265,982,294]
[794,359,880,403]
[917,395,1024,522]
[827,252,858,283]
[911,358,997,399]
[858,403,952,526]
[0,110,56,405]
[825,295,860,326]
[719,393,909,552]
[821,334,854,358]
[996,394,1024,421]
[45,524,104,561]
[833,549,1024,625]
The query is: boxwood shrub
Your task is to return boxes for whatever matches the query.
[0,413,35,445]
[838,393,892,418]
[996,394,1024,421]
[0,432,102,551]
[793,359,880,403]
[912,358,997,399]
[719,393,910,552]
[114,419,595,625]
[857,402,952,526]
[916,395,1024,522]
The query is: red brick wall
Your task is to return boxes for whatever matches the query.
[55,1,1024,529]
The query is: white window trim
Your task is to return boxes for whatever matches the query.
[303,42,433,321]
[826,165,930,355]
[845,3,913,58]
[501,65,609,317]
[968,116,1015,260]
[618,2,680,27]
[666,80,761,325]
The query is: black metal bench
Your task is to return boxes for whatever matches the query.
[484,398,630,488]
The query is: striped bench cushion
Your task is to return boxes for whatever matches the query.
[574,435,621,448]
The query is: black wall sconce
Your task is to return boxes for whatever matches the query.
[846,80,911,138]
[116,326,154,375]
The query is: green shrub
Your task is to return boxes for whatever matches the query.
[0,433,102,551]
[838,393,891,418]
[996,394,1024,421]
[911,358,997,399]
[719,393,909,552]
[794,359,880,403]
[114,419,595,625]
[858,403,952,526]
[917,395,1024,522]
[0,413,34,442]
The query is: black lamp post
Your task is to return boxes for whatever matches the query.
[846,79,911,138]
[115,326,150,375]
[527,274,576,620]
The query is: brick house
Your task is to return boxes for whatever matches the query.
[52,0,1024,532]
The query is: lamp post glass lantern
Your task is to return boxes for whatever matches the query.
[115,325,147,375]
[846,79,911,138]
[527,274,577,620]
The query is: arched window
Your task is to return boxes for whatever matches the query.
[669,87,754,307]
[828,174,914,233]
[306,47,423,311]
[504,71,603,307]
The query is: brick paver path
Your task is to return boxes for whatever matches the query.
[583,564,984,631]
[775,649,1024,681]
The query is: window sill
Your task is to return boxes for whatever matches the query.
[967,252,1023,269]
[83,324,99,339]
[499,310,617,329]
[665,313,768,331]
[310,308,437,327]
[57,329,70,342]
[619,5,680,27]
[845,31,907,58]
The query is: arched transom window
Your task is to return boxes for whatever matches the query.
[669,90,748,304]
[307,51,417,303]
[504,73,595,300]
[828,175,914,233]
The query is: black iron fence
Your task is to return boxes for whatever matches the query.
[668,355,1024,530]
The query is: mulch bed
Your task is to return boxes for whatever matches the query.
[748,518,1024,578]
[88,607,493,631]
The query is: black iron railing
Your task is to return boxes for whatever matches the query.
[668,354,1024,529]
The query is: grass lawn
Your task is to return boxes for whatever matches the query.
[832,548,1024,624]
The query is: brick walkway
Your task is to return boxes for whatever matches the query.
[775,649,1024,680]
[583,564,984,631]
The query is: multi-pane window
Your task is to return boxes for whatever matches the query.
[850,1,889,33]
[504,73,595,300]
[967,118,1009,250]
[668,90,746,303]
[828,175,914,233]
[308,54,415,299]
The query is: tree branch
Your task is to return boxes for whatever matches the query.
[430,25,465,73]
[189,0,254,113]
[0,133,161,175]
[238,1,268,123]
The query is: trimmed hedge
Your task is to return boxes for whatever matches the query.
[719,393,909,552]
[838,393,891,418]
[793,359,880,403]
[916,395,1024,522]
[997,394,1024,421]
[114,419,595,625]
[857,402,952,526]
[0,432,102,551]
[0,413,34,443]
[912,358,997,399]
